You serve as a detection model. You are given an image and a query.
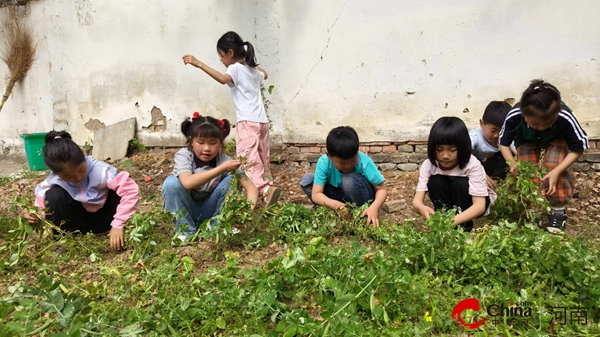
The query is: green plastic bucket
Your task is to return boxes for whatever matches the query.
[20,132,48,171]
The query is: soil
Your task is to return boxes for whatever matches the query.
[126,149,600,243]
[2,149,599,244]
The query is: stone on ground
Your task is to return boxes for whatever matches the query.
[93,118,136,161]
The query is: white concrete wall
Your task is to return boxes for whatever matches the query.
[1,0,599,150]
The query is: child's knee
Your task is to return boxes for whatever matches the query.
[299,173,315,187]
[162,175,185,195]
[450,177,469,193]
[426,175,446,190]
[45,186,69,204]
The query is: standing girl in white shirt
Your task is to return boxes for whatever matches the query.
[182,31,281,207]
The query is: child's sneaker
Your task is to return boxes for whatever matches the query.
[264,186,282,208]
[545,213,567,234]
[171,234,192,247]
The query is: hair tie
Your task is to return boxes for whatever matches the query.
[192,112,201,121]
[218,119,226,133]
[54,136,62,139]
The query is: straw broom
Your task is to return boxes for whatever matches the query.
[0,8,36,112]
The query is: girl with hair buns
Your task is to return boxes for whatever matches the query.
[25,131,139,251]
[162,113,259,243]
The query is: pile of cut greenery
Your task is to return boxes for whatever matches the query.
[0,161,599,336]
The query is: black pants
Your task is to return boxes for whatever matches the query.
[482,152,508,180]
[45,186,120,234]
[427,175,490,232]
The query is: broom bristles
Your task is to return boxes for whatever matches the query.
[0,7,36,112]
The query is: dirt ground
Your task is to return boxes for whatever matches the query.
[2,149,599,242]
[127,150,600,242]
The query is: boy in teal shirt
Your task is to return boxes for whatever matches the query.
[299,126,388,227]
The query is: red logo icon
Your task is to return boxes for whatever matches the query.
[451,298,486,329]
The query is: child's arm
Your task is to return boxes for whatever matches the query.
[312,184,345,210]
[178,160,241,190]
[107,172,140,250]
[182,54,233,85]
[360,182,387,228]
[542,151,583,196]
[453,196,487,226]
[499,145,517,176]
[256,66,268,80]
[239,176,259,210]
[412,191,435,220]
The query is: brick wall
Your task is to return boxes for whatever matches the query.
[271,141,600,172]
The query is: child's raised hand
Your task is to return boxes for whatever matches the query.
[24,212,40,224]
[220,160,242,173]
[361,206,380,228]
[182,54,200,67]
[108,227,124,251]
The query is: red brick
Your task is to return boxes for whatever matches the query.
[300,147,312,153]
[321,147,328,153]
[382,145,396,152]
[309,147,321,153]
[589,141,597,149]
[287,146,300,154]
[359,146,369,153]
[370,146,383,153]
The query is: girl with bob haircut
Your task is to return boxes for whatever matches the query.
[162,113,259,243]
[413,117,496,232]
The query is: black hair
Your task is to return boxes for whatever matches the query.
[216,31,258,68]
[326,126,359,160]
[520,79,561,119]
[481,101,512,128]
[42,130,86,173]
[427,117,472,169]
[181,114,231,149]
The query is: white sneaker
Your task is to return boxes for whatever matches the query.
[171,234,192,247]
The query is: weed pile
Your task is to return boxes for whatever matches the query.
[0,162,599,336]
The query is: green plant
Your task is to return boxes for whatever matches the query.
[490,160,550,224]
[83,140,93,155]
[261,85,275,131]
[127,138,146,156]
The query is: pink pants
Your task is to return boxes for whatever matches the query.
[236,121,272,196]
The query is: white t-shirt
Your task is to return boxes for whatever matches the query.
[416,155,497,215]
[469,127,514,162]
[226,62,268,124]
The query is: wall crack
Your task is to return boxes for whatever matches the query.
[284,0,347,112]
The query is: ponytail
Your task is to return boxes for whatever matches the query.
[217,31,259,68]
[43,130,86,173]
[243,41,258,67]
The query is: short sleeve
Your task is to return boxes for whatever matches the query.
[469,129,480,151]
[225,63,239,87]
[361,157,384,186]
[466,162,489,197]
[499,112,520,147]
[313,155,329,186]
[173,149,193,176]
[416,160,432,192]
